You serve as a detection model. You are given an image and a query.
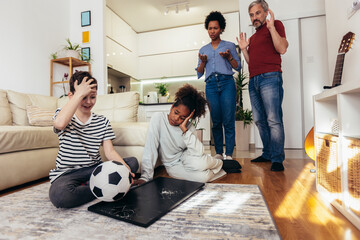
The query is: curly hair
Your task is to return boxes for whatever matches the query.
[69,71,97,94]
[173,84,209,120]
[204,11,226,30]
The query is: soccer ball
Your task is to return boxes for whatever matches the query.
[90,161,132,202]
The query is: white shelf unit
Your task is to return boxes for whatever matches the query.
[313,81,360,230]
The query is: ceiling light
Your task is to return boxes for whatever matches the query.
[164,1,189,15]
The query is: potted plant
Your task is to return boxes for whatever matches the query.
[234,63,253,150]
[58,38,81,59]
[50,52,58,59]
[155,83,169,103]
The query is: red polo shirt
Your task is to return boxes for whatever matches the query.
[248,20,286,78]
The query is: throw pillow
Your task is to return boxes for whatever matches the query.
[0,90,12,125]
[26,105,54,127]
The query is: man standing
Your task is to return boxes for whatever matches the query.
[237,0,288,171]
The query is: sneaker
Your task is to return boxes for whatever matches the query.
[251,156,271,162]
[271,162,284,171]
[225,155,233,160]
[223,168,242,173]
[214,154,224,160]
[222,160,242,169]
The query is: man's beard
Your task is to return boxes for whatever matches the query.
[253,19,264,28]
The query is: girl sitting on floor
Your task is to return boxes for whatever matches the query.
[134,84,241,185]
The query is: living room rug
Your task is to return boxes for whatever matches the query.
[0,182,280,240]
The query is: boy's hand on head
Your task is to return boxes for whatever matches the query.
[179,110,194,133]
[74,77,97,98]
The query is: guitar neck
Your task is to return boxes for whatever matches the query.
[332,53,345,87]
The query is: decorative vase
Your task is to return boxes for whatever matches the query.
[235,121,250,151]
[58,49,81,59]
[159,95,168,103]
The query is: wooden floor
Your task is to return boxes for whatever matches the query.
[1,156,359,239]
[155,157,360,240]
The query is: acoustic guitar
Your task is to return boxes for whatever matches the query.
[304,31,355,161]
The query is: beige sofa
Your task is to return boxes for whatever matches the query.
[0,90,148,191]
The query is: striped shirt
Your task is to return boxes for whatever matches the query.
[49,109,115,183]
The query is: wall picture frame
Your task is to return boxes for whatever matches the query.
[82,31,90,43]
[81,47,90,62]
[81,11,91,27]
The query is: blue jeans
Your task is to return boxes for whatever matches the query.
[249,71,285,163]
[49,157,139,208]
[205,74,236,156]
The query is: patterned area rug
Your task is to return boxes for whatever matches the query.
[0,182,280,240]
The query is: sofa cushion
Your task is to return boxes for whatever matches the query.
[26,105,54,126]
[0,90,12,125]
[111,122,148,146]
[92,91,139,122]
[28,93,57,110]
[0,126,58,154]
[6,90,31,126]
[7,90,57,126]
[57,92,140,122]
[57,96,69,109]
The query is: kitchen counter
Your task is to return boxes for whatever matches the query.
[139,102,174,106]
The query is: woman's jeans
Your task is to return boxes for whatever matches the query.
[49,157,138,208]
[249,71,285,163]
[205,74,236,156]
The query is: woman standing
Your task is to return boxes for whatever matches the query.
[196,11,241,160]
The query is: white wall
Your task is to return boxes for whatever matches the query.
[239,0,325,30]
[324,0,360,87]
[0,0,70,95]
[0,0,107,96]
[301,16,329,136]
[70,0,107,95]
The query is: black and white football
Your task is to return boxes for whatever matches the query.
[90,161,132,202]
